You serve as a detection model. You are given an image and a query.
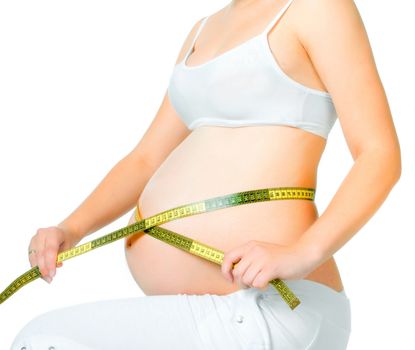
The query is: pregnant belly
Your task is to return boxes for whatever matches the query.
[124,125,343,295]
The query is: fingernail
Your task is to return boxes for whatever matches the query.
[49,270,55,278]
[45,276,52,284]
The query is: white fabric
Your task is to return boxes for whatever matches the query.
[11,279,351,350]
[167,0,337,140]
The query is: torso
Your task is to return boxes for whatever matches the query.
[124,1,344,296]
[124,127,344,296]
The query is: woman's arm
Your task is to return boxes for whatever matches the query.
[295,146,401,266]
[57,17,209,242]
[292,0,401,264]
[57,92,191,242]
[57,86,193,242]
[221,0,401,289]
[57,17,208,241]
[31,18,206,281]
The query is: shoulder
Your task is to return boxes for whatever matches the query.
[292,0,395,159]
[291,0,363,39]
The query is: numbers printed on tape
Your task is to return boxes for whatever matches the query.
[1,187,314,309]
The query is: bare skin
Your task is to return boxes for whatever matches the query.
[125,126,345,295]
[30,0,400,297]
[125,0,347,295]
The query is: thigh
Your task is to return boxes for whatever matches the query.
[10,293,207,350]
[11,280,351,350]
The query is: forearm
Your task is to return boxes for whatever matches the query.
[295,148,401,265]
[56,154,154,241]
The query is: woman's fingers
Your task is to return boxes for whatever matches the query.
[36,247,51,283]
[27,225,79,285]
[28,227,67,284]
[44,239,60,279]
[28,246,37,269]
[28,239,50,283]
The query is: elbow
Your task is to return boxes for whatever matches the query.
[358,143,402,185]
[379,146,402,185]
[393,158,402,183]
[382,149,401,187]
[389,144,402,184]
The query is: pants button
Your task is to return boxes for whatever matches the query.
[49,347,56,350]
[235,314,244,323]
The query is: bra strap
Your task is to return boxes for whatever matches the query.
[184,16,210,60]
[262,0,295,35]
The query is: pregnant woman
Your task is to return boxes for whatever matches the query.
[12,0,401,349]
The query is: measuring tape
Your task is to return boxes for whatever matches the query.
[0,186,315,309]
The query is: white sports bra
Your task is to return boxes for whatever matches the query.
[167,0,338,139]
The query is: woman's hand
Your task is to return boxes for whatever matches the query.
[221,240,322,290]
[28,224,82,284]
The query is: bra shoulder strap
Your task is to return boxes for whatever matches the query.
[262,0,295,35]
[184,16,210,59]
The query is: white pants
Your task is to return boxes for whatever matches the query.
[10,279,351,350]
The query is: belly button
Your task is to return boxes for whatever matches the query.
[125,232,144,248]
[126,236,135,248]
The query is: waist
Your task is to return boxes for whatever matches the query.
[135,186,319,249]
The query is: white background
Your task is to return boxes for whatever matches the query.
[0,0,413,349]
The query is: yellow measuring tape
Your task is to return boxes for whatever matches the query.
[0,186,315,310]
